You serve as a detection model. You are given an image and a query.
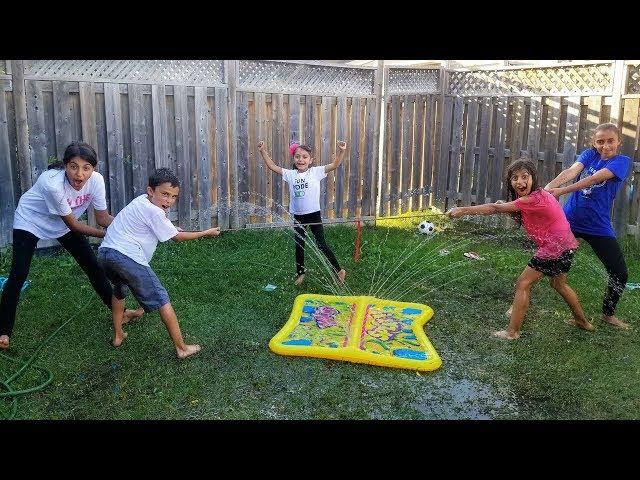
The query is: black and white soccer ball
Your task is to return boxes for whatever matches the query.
[418,220,435,234]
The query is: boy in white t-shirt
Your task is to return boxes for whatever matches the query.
[257,140,347,286]
[98,168,220,359]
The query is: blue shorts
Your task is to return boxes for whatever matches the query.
[97,247,170,312]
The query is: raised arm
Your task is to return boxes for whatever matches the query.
[545,161,585,189]
[257,141,283,175]
[446,201,520,218]
[324,140,347,174]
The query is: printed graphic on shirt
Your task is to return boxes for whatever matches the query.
[67,193,93,208]
[293,177,309,198]
[580,162,607,197]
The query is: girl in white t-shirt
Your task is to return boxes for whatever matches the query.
[0,141,142,350]
[257,140,347,286]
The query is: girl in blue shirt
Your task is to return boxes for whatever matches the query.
[545,123,632,329]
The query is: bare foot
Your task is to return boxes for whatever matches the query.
[564,318,594,332]
[122,308,144,325]
[112,331,128,347]
[337,269,346,285]
[492,329,520,340]
[176,344,201,359]
[0,335,9,350]
[602,315,630,330]
[294,273,305,286]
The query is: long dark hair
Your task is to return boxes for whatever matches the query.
[504,156,540,226]
[47,141,98,170]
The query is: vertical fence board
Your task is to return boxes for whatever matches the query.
[542,97,561,186]
[236,91,249,226]
[53,81,75,161]
[447,97,464,208]
[195,86,212,230]
[380,99,390,216]
[173,85,191,228]
[128,84,149,199]
[334,96,347,218]
[400,95,413,213]
[363,97,376,217]
[490,97,508,202]
[320,96,331,217]
[0,80,15,246]
[151,84,168,169]
[615,97,639,236]
[435,96,453,211]
[422,95,436,208]
[272,93,284,216]
[527,97,542,169]
[461,98,479,205]
[255,92,266,213]
[214,86,229,230]
[26,80,49,180]
[509,98,525,163]
[389,95,401,215]
[104,83,126,214]
[411,95,425,210]
[476,97,493,205]
[348,97,361,218]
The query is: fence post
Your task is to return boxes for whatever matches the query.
[611,60,629,238]
[11,60,31,193]
[227,60,239,229]
[374,60,384,217]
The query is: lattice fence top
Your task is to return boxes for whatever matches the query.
[387,68,440,94]
[627,64,640,95]
[24,60,226,86]
[448,63,614,96]
[237,60,375,96]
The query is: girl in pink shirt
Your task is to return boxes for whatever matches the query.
[446,157,593,340]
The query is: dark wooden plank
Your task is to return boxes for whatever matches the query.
[255,92,267,213]
[447,96,464,208]
[380,98,391,216]
[151,84,168,169]
[363,97,376,217]
[53,81,75,162]
[348,97,361,218]
[0,80,16,246]
[490,97,508,202]
[614,97,639,237]
[215,87,230,229]
[195,86,212,229]
[272,93,284,215]
[320,96,331,216]
[236,91,250,227]
[476,97,493,205]
[79,81,99,227]
[400,95,413,213]
[127,84,149,199]
[562,96,580,170]
[411,95,425,210]
[289,94,300,143]
[25,80,49,181]
[434,95,453,211]
[542,97,561,187]
[509,97,525,163]
[305,95,315,151]
[103,83,126,214]
[422,95,436,208]
[527,96,542,168]
[461,98,479,206]
[173,85,191,228]
[334,96,347,218]
[389,95,401,215]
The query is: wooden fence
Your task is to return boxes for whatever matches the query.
[1,60,639,249]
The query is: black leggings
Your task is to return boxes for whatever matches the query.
[0,228,113,337]
[293,211,341,276]
[573,231,628,316]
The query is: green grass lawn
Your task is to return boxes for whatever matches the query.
[1,214,639,419]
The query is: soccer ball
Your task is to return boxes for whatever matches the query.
[418,221,435,234]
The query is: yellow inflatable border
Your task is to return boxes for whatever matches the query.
[269,294,442,372]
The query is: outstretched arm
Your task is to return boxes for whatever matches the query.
[546,167,615,198]
[446,201,520,218]
[61,214,107,238]
[172,227,221,242]
[257,141,283,175]
[545,161,585,189]
[324,141,347,174]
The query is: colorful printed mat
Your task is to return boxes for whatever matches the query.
[269,294,441,372]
